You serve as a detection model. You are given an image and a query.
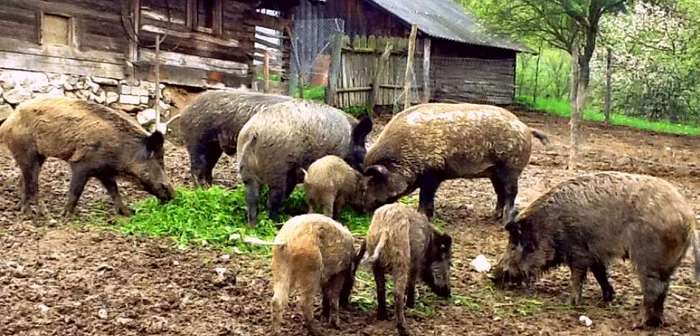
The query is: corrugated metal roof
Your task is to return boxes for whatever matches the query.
[368,0,533,53]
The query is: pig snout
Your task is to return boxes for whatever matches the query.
[143,180,175,202]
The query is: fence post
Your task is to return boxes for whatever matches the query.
[422,38,431,103]
[533,45,542,104]
[370,43,393,116]
[325,33,344,106]
[568,41,581,170]
[604,48,612,124]
[263,50,270,93]
[403,24,418,111]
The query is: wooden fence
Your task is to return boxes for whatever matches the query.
[327,34,425,109]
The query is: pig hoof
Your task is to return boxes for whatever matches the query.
[643,316,664,328]
[397,324,411,336]
[377,311,389,321]
[117,207,134,217]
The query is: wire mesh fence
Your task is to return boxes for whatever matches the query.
[288,18,345,96]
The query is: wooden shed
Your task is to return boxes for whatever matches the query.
[0,0,322,114]
[294,0,533,105]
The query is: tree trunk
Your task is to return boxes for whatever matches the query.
[568,42,582,170]
[533,45,542,104]
[604,48,612,124]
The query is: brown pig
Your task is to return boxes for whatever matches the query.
[361,203,453,336]
[361,103,549,223]
[178,89,292,187]
[268,214,365,335]
[0,97,174,216]
[302,155,364,220]
[491,171,700,329]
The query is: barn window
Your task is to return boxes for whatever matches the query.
[39,13,74,46]
[187,0,222,34]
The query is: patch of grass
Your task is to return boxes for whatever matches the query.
[342,105,370,117]
[255,72,282,82]
[294,86,326,102]
[517,96,700,136]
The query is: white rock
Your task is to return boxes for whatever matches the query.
[120,85,130,95]
[106,91,119,104]
[85,77,100,94]
[3,87,32,104]
[155,122,168,134]
[1,72,15,90]
[66,76,79,85]
[158,100,170,111]
[94,90,106,104]
[579,315,593,327]
[98,308,108,319]
[665,146,671,151]
[220,254,231,260]
[140,95,149,104]
[63,82,74,91]
[65,92,77,99]
[18,72,49,92]
[117,317,134,325]
[91,77,119,86]
[49,219,58,224]
[137,109,157,125]
[37,304,50,313]
[215,267,227,276]
[48,73,66,87]
[0,104,13,120]
[470,255,492,273]
[34,88,65,99]
[131,86,148,96]
[172,260,180,266]
[76,90,90,100]
[119,94,140,105]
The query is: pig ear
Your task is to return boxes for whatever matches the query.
[504,221,521,240]
[440,233,452,252]
[145,131,165,153]
[351,114,373,145]
[364,164,388,183]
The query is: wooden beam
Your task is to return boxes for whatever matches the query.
[133,61,251,88]
[263,50,270,93]
[403,24,418,110]
[325,33,343,106]
[213,0,223,35]
[5,0,121,22]
[422,38,431,103]
[141,24,240,47]
[0,37,123,64]
[128,0,140,63]
[370,43,392,116]
[0,50,124,79]
[186,0,196,28]
[139,49,248,73]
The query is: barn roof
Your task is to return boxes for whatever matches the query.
[367,0,533,53]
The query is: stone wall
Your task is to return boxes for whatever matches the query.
[0,69,194,128]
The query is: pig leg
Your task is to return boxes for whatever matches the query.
[298,265,322,336]
[568,264,588,305]
[373,264,388,321]
[405,267,419,308]
[188,142,222,187]
[492,167,519,224]
[332,198,345,220]
[418,174,442,220]
[321,195,336,218]
[638,273,670,328]
[267,181,287,223]
[245,181,261,227]
[324,273,345,328]
[392,271,409,336]
[97,175,132,216]
[591,263,615,302]
[271,264,291,334]
[16,151,46,216]
[488,174,505,220]
[63,166,91,217]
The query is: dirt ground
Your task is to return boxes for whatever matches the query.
[1,109,699,336]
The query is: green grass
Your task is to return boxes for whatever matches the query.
[517,95,700,136]
[255,72,282,82]
[293,86,326,102]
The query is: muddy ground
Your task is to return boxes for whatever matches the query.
[1,109,699,336]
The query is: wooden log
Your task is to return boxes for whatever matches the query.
[128,0,140,63]
[264,50,270,93]
[604,48,612,124]
[403,25,418,110]
[422,38,431,103]
[325,33,343,106]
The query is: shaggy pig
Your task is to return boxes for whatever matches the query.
[179,89,292,187]
[0,97,174,216]
[237,100,372,227]
[361,203,452,336]
[491,171,700,328]
[302,155,364,219]
[268,214,365,335]
[361,103,549,222]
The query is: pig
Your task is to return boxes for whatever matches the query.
[0,97,175,217]
[178,89,292,187]
[361,203,453,336]
[361,103,549,222]
[490,171,700,328]
[269,214,365,336]
[302,155,364,220]
[237,100,372,227]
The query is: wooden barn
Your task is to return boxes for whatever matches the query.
[0,0,323,117]
[294,0,533,105]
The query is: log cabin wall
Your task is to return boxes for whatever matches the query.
[294,0,406,37]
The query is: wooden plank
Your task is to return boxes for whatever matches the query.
[4,0,121,22]
[422,38,431,103]
[133,60,251,88]
[0,50,124,78]
[139,49,248,73]
[0,36,122,64]
[403,25,418,110]
[128,0,140,63]
[325,33,343,106]
[255,37,282,51]
[141,24,240,47]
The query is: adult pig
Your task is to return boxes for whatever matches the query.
[178,89,292,187]
[362,103,549,222]
[0,97,174,216]
[237,100,372,227]
[491,171,699,328]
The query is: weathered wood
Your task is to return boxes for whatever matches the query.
[128,0,140,63]
[139,49,247,73]
[186,0,197,28]
[154,34,162,125]
[254,37,283,51]
[5,0,121,22]
[213,0,223,35]
[422,38,431,103]
[133,61,250,88]
[0,37,123,64]
[0,50,124,79]
[326,33,344,106]
[264,50,270,93]
[141,24,240,47]
[403,25,418,110]
[569,41,582,170]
